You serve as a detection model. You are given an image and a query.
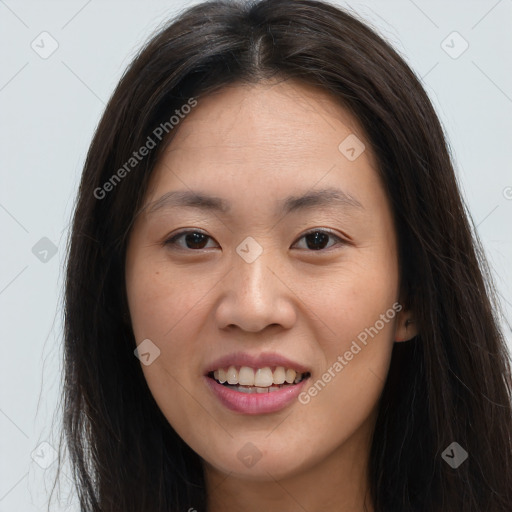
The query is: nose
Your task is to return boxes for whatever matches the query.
[214,245,297,333]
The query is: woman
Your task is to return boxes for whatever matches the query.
[58,0,512,510]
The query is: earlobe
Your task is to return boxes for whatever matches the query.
[394,312,419,342]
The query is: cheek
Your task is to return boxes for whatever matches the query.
[127,259,205,344]
[126,259,214,442]
[126,256,210,406]
[295,242,399,423]
[302,242,399,353]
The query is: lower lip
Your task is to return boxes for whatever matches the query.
[204,376,309,415]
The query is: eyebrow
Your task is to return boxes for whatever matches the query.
[145,187,363,217]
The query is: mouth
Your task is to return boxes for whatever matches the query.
[203,353,313,414]
[207,365,311,394]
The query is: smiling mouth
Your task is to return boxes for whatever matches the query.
[207,366,311,394]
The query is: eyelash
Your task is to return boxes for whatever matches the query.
[163,228,348,252]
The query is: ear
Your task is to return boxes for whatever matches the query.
[394,305,419,342]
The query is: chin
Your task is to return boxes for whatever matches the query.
[199,435,319,482]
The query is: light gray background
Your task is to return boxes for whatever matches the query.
[1,0,511,509]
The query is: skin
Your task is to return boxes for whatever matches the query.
[125,78,418,512]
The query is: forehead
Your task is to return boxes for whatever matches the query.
[144,79,382,215]
[164,79,369,158]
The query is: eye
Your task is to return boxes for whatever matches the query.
[292,229,347,251]
[164,230,218,251]
[164,228,347,252]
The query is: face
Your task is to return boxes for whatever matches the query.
[125,79,412,482]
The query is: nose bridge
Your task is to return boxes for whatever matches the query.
[215,237,296,332]
[233,236,279,305]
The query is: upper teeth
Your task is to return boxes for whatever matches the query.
[213,366,305,386]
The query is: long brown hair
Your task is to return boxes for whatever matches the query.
[57,0,512,510]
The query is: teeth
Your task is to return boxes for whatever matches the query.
[210,365,308,387]
[222,385,291,394]
[226,365,238,385]
[273,366,286,384]
[254,367,273,387]
[285,369,296,384]
[238,366,255,386]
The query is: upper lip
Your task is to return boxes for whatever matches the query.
[204,351,311,375]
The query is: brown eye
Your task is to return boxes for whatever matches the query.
[293,229,345,251]
[164,228,346,252]
[164,230,217,250]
